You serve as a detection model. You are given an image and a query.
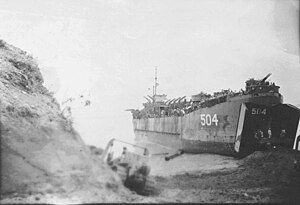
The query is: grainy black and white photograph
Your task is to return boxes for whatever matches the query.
[0,0,299,203]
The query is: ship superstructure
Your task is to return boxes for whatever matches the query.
[128,71,299,158]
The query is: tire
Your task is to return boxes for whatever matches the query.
[125,172,146,194]
[124,166,159,196]
[140,177,159,196]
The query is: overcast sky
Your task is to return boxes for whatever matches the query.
[0,0,299,147]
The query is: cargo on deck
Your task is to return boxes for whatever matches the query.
[128,72,300,158]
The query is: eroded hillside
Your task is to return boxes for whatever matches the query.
[0,40,143,203]
[1,40,299,204]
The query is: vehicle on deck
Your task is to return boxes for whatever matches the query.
[127,71,300,159]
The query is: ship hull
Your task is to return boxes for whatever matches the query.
[134,100,242,156]
[133,93,299,157]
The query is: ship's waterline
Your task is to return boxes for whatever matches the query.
[129,74,299,158]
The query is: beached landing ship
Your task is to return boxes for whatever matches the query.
[128,73,300,158]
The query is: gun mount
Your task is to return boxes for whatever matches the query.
[260,73,272,84]
[245,73,280,94]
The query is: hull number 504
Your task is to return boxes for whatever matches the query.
[251,108,267,115]
[200,114,218,126]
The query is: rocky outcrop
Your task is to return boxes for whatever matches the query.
[0,40,137,203]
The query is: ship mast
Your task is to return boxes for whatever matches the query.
[152,67,158,104]
[154,66,158,96]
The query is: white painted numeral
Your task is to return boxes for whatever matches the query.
[200,114,206,126]
[212,114,219,126]
[200,114,218,126]
[206,114,211,125]
[251,108,267,115]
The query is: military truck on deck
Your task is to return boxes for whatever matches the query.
[128,73,300,159]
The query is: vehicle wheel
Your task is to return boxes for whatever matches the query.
[140,177,159,196]
[125,172,145,194]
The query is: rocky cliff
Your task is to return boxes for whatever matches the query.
[0,40,139,203]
